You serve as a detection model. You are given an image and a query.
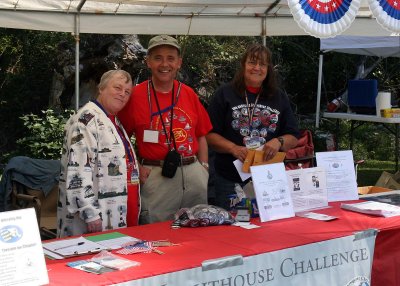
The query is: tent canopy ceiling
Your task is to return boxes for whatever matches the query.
[0,0,395,36]
[320,36,400,58]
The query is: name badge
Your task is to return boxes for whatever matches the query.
[131,170,140,185]
[143,130,159,143]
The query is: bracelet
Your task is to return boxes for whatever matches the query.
[200,161,209,169]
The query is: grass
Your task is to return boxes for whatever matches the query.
[356,160,397,187]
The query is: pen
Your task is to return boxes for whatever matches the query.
[54,241,85,251]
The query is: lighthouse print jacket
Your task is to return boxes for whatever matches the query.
[57,101,138,238]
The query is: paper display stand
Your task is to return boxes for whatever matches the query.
[286,167,328,213]
[250,162,295,222]
[0,208,49,285]
[315,150,359,202]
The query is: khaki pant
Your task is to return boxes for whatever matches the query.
[139,161,208,224]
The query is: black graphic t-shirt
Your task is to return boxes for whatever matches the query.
[207,83,299,182]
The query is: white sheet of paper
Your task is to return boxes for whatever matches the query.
[296,211,337,221]
[0,208,49,285]
[233,159,252,181]
[286,167,328,212]
[316,150,358,202]
[233,145,265,182]
[250,162,295,222]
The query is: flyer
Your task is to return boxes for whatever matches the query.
[250,163,295,222]
[316,150,358,202]
[0,208,48,286]
[286,167,328,212]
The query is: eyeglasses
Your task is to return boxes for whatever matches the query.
[246,60,267,69]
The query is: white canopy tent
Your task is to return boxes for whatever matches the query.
[0,1,397,110]
[315,35,400,127]
[0,0,394,36]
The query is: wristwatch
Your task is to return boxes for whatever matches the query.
[277,137,284,150]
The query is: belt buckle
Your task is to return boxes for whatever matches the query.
[182,156,195,165]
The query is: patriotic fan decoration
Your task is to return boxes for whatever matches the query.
[369,0,400,33]
[288,0,362,38]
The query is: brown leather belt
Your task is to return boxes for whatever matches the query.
[141,156,197,167]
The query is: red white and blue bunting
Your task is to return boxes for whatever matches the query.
[288,0,362,38]
[369,0,400,33]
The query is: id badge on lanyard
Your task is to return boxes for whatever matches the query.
[143,129,159,143]
[128,162,139,185]
[244,136,266,149]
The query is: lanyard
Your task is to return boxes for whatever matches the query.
[147,80,182,129]
[244,90,261,132]
[150,81,176,150]
[147,80,182,150]
[92,100,135,163]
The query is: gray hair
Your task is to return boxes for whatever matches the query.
[97,70,132,94]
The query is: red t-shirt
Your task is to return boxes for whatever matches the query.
[118,80,212,160]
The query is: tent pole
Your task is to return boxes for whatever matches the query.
[315,53,324,128]
[74,0,86,111]
[262,17,266,46]
[74,14,80,111]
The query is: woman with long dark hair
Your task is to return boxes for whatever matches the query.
[206,43,299,210]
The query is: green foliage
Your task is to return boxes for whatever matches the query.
[14,109,74,160]
[0,28,71,160]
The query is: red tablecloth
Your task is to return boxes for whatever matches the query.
[46,201,400,285]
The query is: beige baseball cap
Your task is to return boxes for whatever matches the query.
[147,35,181,53]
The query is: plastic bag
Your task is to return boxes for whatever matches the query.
[90,250,140,270]
[173,204,235,227]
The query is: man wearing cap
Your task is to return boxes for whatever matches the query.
[119,35,212,224]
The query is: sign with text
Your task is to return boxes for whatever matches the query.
[0,208,48,285]
[250,163,295,222]
[126,230,376,286]
[316,150,358,202]
[286,167,328,213]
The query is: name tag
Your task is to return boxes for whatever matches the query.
[143,130,159,143]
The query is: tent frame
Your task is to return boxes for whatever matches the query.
[315,36,400,128]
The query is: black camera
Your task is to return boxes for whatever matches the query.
[161,149,181,178]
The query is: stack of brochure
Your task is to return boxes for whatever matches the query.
[341,201,400,217]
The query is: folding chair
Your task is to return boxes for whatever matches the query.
[284,129,315,170]
[0,156,60,240]
[11,181,58,239]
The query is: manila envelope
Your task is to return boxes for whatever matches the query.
[252,151,286,166]
[242,149,256,173]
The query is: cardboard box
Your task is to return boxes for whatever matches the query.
[375,171,400,190]
[358,186,392,195]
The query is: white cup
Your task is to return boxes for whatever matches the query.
[376,91,391,117]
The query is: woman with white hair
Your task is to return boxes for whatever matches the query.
[57,70,140,238]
